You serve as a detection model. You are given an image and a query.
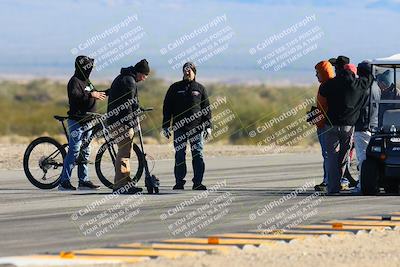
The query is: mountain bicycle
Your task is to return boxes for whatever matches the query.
[23,109,159,194]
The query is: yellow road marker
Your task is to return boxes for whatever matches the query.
[118,242,233,254]
[15,255,148,263]
[295,224,389,231]
[355,216,400,221]
[59,251,74,259]
[249,229,352,235]
[214,233,318,240]
[325,220,400,227]
[208,237,219,245]
[163,238,277,246]
[332,223,343,229]
[73,248,200,259]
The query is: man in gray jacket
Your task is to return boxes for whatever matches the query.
[352,62,380,193]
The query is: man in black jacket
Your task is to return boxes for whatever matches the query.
[107,59,150,194]
[320,59,373,194]
[162,62,212,190]
[352,63,380,193]
[59,55,106,191]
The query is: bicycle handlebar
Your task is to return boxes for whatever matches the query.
[140,107,154,112]
[86,112,104,118]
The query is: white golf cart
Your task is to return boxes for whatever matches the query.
[362,54,400,195]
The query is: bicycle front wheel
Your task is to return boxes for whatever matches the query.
[95,142,144,189]
[23,137,66,189]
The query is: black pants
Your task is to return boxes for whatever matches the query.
[325,125,354,193]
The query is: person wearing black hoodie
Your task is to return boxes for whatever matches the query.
[162,62,212,190]
[320,59,373,194]
[107,59,150,194]
[59,56,106,191]
[352,62,380,193]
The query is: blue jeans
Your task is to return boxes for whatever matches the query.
[317,127,328,184]
[60,119,92,183]
[173,128,205,185]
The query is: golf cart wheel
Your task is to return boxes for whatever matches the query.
[361,158,379,195]
[384,180,399,194]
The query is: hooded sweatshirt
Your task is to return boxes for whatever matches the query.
[319,67,373,126]
[107,66,140,127]
[67,56,96,124]
[315,61,335,128]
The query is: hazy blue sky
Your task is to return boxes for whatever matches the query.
[1,0,400,83]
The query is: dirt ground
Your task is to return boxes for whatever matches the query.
[2,141,399,267]
[0,141,318,170]
[128,228,400,267]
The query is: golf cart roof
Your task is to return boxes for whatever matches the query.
[371,54,400,67]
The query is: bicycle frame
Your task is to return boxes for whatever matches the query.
[56,115,115,166]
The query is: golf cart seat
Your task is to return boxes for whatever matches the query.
[382,109,400,132]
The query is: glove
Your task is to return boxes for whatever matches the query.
[203,127,212,140]
[162,128,171,139]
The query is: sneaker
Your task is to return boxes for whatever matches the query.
[314,182,327,192]
[340,177,350,191]
[350,183,362,194]
[173,184,185,190]
[173,180,186,190]
[58,181,76,191]
[349,179,359,188]
[78,180,100,190]
[113,186,143,194]
[192,184,207,190]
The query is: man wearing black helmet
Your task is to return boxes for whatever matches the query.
[162,62,212,190]
[107,59,150,194]
[59,56,106,191]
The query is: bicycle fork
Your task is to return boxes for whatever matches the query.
[136,116,160,193]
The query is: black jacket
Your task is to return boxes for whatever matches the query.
[107,66,139,127]
[162,79,211,132]
[355,84,380,132]
[320,70,373,126]
[67,57,96,124]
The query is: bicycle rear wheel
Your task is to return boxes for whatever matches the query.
[23,137,66,189]
[95,142,144,189]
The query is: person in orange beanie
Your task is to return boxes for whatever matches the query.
[314,60,335,191]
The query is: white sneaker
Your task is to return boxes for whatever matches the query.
[340,177,350,191]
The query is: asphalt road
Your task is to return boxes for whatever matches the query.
[1,152,400,257]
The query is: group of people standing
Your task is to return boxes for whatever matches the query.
[58,56,211,194]
[56,53,398,196]
[312,55,399,194]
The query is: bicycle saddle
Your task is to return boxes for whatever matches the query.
[54,115,68,121]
